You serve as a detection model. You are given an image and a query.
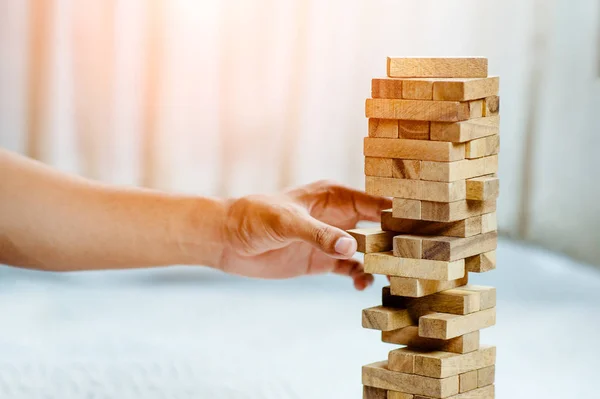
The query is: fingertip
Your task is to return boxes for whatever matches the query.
[334,236,357,258]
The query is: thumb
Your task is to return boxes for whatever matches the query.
[288,213,358,259]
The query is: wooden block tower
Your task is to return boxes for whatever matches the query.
[349,57,499,399]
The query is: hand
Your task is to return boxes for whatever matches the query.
[219,180,391,290]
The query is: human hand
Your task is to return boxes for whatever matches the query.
[218,180,391,290]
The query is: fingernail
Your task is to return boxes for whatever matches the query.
[334,237,356,256]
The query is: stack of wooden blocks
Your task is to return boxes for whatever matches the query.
[349,57,499,399]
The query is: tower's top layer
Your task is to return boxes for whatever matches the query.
[387,57,488,79]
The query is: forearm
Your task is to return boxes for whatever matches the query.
[0,149,226,271]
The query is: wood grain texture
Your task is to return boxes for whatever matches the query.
[388,391,415,399]
[420,200,496,222]
[382,327,480,354]
[483,96,499,116]
[372,78,403,99]
[387,57,488,78]
[432,77,499,101]
[413,385,494,399]
[366,157,393,177]
[364,386,388,399]
[369,118,399,138]
[430,116,500,143]
[362,361,459,398]
[465,251,496,273]
[477,366,495,388]
[411,346,496,378]
[468,100,484,119]
[366,177,466,202]
[347,227,395,253]
[398,120,431,140]
[364,252,465,280]
[389,273,469,298]
[459,371,479,393]
[387,348,418,374]
[480,212,497,233]
[402,79,434,100]
[393,235,424,258]
[458,285,496,310]
[421,231,498,261]
[401,287,482,316]
[466,176,499,200]
[392,198,422,219]
[365,98,471,122]
[418,308,496,340]
[382,210,482,238]
[364,137,465,162]
[362,306,415,331]
[393,159,422,179]
[465,135,500,159]
[420,156,498,182]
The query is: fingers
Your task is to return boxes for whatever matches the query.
[332,258,374,291]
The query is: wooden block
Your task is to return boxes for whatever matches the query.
[369,119,399,138]
[458,285,496,310]
[372,78,403,99]
[420,155,498,182]
[420,200,496,223]
[468,100,484,119]
[459,371,478,393]
[465,135,499,159]
[432,77,499,101]
[418,308,496,340]
[388,348,419,374]
[388,391,414,399]
[382,327,480,354]
[362,306,414,331]
[382,210,482,238]
[413,385,494,399]
[398,120,431,140]
[365,99,471,122]
[466,176,499,200]
[387,57,488,78]
[347,227,394,253]
[421,231,498,261]
[393,235,423,258]
[480,212,497,233]
[393,159,421,179]
[465,251,496,273]
[411,346,496,378]
[402,79,434,100]
[364,386,388,399]
[364,252,465,281]
[366,157,393,177]
[483,96,499,116]
[362,361,459,398]
[393,198,422,219]
[477,366,495,388]
[364,137,465,162]
[401,287,482,316]
[430,116,500,143]
[366,177,466,202]
[389,274,469,298]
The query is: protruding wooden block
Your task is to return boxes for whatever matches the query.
[365,99,471,122]
[398,120,431,140]
[347,227,395,253]
[388,391,414,399]
[466,135,500,159]
[387,57,488,78]
[382,327,480,354]
[402,79,434,100]
[364,137,465,162]
[477,366,495,388]
[432,77,499,101]
[393,159,421,179]
[408,346,496,378]
[364,252,465,281]
[389,273,469,298]
[420,200,496,223]
[366,177,466,202]
[420,231,498,261]
[483,96,499,116]
[458,285,496,310]
[480,212,497,233]
[420,156,498,182]
[401,287,482,316]
[366,157,393,177]
[382,210,482,238]
[372,78,403,99]
[388,348,418,374]
[459,370,478,393]
[430,116,500,143]
[362,361,460,398]
[466,176,499,200]
[418,308,496,340]
[465,251,496,273]
[362,306,414,331]
[369,119,399,138]
[393,198,422,219]
[364,386,388,399]
[393,235,424,258]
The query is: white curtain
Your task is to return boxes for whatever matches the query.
[1,0,599,264]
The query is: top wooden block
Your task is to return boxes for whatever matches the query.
[387,57,488,78]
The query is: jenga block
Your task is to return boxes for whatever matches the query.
[389,274,469,298]
[483,96,499,116]
[365,99,473,122]
[364,252,465,281]
[347,227,394,253]
[382,210,482,238]
[366,157,393,177]
[420,200,496,223]
[466,176,499,200]
[387,348,418,374]
[400,288,482,315]
[393,235,424,258]
[459,371,478,393]
[369,119,399,138]
[364,386,388,399]
[458,286,496,310]
[402,79,434,100]
[430,116,500,143]
[480,212,497,233]
[418,308,496,340]
[413,385,494,399]
[468,100,484,119]
[421,231,498,261]
[362,361,459,398]
[362,306,414,331]
[366,177,466,202]
[382,327,480,354]
[372,78,403,99]
[398,120,431,140]
[364,137,465,162]
[465,251,496,273]
[466,135,499,159]
[387,57,488,78]
[408,346,496,378]
[477,366,495,388]
[393,198,422,219]
[420,156,498,182]
[388,391,415,399]
[432,77,499,101]
[393,159,421,179]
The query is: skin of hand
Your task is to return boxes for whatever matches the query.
[217,180,391,290]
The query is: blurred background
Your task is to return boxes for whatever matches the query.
[0,0,599,398]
